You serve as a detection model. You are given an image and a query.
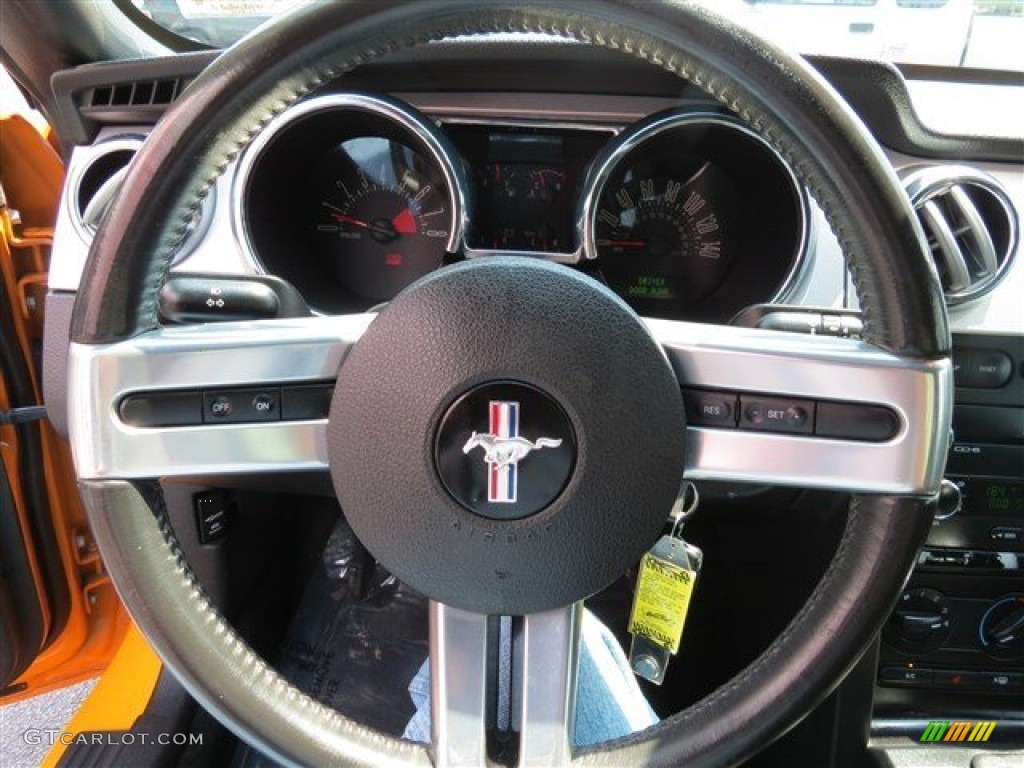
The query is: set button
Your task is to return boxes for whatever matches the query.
[739,396,813,435]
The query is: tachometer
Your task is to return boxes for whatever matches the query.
[240,93,465,313]
[314,138,453,301]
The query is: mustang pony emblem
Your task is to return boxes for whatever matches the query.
[463,400,562,503]
[463,432,563,468]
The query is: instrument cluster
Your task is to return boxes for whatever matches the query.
[237,92,808,321]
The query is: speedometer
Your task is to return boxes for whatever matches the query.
[583,110,808,321]
[593,158,737,306]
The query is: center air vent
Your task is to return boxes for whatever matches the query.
[903,165,1018,305]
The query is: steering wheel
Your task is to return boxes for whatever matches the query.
[67,1,952,766]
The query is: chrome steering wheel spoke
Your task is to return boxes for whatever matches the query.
[69,310,951,497]
[430,602,582,768]
[650,318,952,495]
[68,314,372,480]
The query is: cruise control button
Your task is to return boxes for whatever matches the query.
[684,390,737,428]
[203,388,281,424]
[739,396,813,434]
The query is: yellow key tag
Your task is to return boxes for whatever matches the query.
[628,534,702,684]
[629,551,695,653]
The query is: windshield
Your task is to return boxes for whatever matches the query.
[130,0,1023,72]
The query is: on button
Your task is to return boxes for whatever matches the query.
[252,393,277,416]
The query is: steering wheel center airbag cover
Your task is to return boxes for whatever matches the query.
[328,257,685,615]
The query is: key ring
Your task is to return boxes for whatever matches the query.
[669,481,699,540]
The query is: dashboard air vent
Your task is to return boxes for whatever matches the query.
[903,166,1018,305]
[71,139,141,235]
[87,78,189,109]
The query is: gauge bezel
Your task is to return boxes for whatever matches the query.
[579,110,811,313]
[231,92,468,309]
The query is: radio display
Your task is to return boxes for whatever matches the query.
[961,478,1024,516]
[976,480,1024,515]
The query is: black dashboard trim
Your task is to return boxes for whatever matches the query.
[50,44,1022,163]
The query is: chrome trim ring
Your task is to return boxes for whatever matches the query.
[578,110,811,305]
[230,92,469,279]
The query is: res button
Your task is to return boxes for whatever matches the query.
[683,390,737,428]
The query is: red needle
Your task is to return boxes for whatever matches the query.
[331,212,370,229]
[599,239,647,248]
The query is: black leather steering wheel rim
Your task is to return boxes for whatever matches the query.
[71,1,946,766]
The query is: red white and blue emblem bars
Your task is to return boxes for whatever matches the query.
[488,400,519,503]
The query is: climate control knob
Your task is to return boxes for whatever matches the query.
[884,587,952,654]
[979,594,1024,661]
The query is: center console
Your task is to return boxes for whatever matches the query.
[874,333,1024,731]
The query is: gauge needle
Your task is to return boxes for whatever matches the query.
[330,210,403,243]
[598,239,647,248]
[331,212,371,229]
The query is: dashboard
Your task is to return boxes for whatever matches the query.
[40,39,1024,764]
